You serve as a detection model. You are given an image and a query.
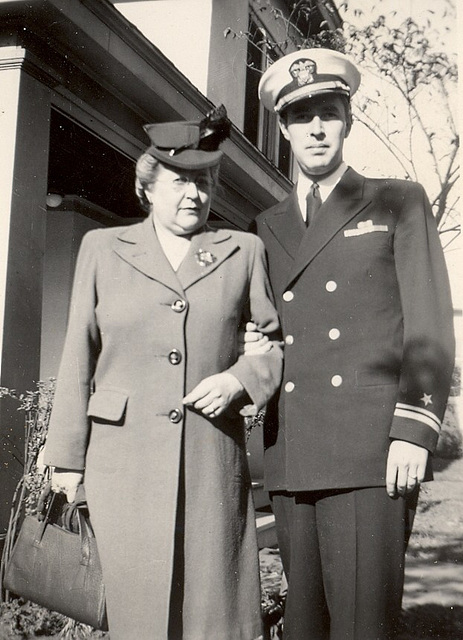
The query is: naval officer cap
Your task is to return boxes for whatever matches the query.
[143,104,231,170]
[259,48,361,114]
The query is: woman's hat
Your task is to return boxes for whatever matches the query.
[144,105,230,170]
[259,48,361,114]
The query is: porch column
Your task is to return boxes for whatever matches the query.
[0,46,52,536]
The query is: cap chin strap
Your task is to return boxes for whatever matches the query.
[275,82,350,113]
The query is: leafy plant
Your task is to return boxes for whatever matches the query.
[0,380,56,595]
[0,381,108,639]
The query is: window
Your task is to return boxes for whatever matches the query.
[243,15,293,179]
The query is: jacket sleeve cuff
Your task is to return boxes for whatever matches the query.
[389,402,441,452]
[227,347,283,415]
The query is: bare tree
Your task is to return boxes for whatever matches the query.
[225,0,459,247]
[342,4,459,248]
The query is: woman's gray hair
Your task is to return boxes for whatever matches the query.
[135,153,161,213]
[135,153,220,213]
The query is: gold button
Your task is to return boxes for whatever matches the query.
[168,349,182,365]
[326,281,337,292]
[171,299,186,312]
[169,409,183,423]
[283,291,294,302]
[285,335,294,345]
[285,381,295,393]
[329,328,340,340]
[331,375,343,387]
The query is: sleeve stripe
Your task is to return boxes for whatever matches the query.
[395,402,442,424]
[394,404,441,434]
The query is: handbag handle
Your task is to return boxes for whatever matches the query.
[76,507,95,567]
[34,488,96,567]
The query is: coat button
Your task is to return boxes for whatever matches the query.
[168,349,182,365]
[285,381,295,393]
[171,299,186,312]
[331,375,343,387]
[285,335,294,345]
[326,280,337,292]
[169,408,183,423]
[283,291,294,302]
[329,328,340,340]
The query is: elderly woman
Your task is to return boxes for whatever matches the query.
[43,107,282,640]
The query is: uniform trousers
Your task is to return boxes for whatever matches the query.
[271,486,418,640]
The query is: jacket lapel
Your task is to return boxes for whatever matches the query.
[176,227,239,291]
[113,217,185,295]
[286,168,371,286]
[264,188,306,260]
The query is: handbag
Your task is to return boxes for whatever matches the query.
[3,487,108,631]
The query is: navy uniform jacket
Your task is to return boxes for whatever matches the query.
[254,167,455,492]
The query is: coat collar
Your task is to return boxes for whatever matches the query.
[286,168,371,286]
[176,226,239,290]
[263,187,306,259]
[113,217,239,293]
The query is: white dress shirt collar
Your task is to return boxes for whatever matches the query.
[297,162,348,222]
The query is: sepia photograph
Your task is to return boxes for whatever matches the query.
[0,1,460,638]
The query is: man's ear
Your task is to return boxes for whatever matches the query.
[345,117,352,138]
[278,117,290,141]
[344,102,353,138]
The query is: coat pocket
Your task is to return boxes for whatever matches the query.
[87,388,128,424]
[355,370,399,388]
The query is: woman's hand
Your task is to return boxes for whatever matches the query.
[51,468,84,503]
[183,372,245,418]
[238,321,273,356]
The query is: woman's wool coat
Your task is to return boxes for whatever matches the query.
[44,218,283,640]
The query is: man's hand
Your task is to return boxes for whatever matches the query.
[386,440,428,498]
[238,321,274,356]
[183,372,245,418]
[51,468,84,503]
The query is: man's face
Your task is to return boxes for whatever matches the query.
[279,94,351,179]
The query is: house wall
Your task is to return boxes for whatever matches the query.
[113,0,251,128]
[40,211,105,381]
[0,0,290,537]
[0,50,52,531]
[207,0,249,128]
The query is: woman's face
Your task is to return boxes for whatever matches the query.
[145,163,214,236]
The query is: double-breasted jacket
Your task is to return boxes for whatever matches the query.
[254,167,455,492]
[44,218,282,640]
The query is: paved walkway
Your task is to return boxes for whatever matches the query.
[399,456,463,638]
[404,559,463,607]
[403,456,463,607]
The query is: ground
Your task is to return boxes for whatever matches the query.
[260,455,463,639]
[1,457,462,639]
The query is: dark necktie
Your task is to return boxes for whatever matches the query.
[305,182,322,226]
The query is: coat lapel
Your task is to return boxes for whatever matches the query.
[286,168,371,286]
[176,227,239,291]
[113,217,185,296]
[264,188,306,259]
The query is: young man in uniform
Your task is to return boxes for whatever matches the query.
[248,48,455,639]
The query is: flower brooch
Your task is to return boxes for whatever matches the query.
[195,248,217,267]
